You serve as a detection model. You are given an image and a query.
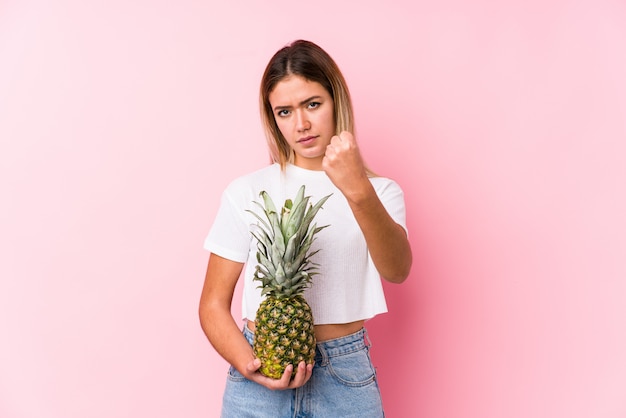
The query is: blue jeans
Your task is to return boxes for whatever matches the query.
[221,325,385,417]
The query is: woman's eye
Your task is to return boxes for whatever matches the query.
[308,102,321,109]
[277,109,290,117]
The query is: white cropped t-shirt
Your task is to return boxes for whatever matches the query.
[204,163,408,325]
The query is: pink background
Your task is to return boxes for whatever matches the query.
[1,1,625,417]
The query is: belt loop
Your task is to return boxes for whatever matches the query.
[364,328,372,348]
[317,343,329,366]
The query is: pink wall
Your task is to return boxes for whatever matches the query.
[1,1,625,417]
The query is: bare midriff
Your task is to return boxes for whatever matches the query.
[246,319,365,342]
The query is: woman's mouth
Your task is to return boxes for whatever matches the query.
[297,135,317,145]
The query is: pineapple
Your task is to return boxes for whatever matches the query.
[247,185,331,379]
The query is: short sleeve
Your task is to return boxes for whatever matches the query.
[373,178,408,236]
[203,187,251,263]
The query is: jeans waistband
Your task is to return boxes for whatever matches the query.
[316,328,368,358]
[242,324,369,362]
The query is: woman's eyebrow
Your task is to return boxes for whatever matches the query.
[273,96,323,111]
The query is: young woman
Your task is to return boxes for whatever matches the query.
[199,39,412,417]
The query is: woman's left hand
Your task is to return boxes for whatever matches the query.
[322,131,369,200]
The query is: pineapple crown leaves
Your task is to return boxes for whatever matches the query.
[247,185,331,298]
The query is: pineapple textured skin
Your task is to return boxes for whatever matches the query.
[254,296,315,379]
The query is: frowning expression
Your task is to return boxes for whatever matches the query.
[269,75,335,170]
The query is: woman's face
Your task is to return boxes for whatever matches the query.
[269,75,335,170]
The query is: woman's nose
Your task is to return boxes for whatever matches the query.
[295,110,310,131]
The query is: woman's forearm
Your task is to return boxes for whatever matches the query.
[347,183,412,283]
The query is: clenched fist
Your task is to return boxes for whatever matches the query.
[322,131,371,201]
